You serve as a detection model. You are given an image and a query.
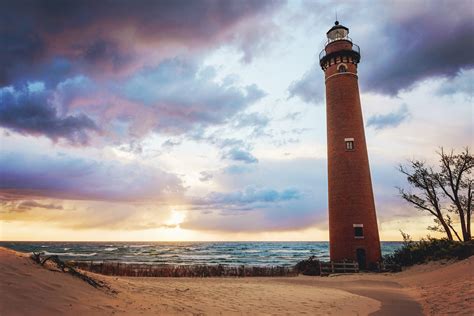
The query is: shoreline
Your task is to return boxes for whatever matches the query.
[1,246,472,315]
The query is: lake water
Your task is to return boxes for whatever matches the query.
[0,241,403,267]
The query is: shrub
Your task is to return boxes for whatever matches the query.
[383,235,474,267]
[294,256,321,275]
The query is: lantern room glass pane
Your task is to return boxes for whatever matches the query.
[328,28,348,40]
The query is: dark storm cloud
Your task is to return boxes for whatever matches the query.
[367,104,410,130]
[0,86,99,144]
[361,1,474,95]
[0,151,184,202]
[290,0,474,102]
[1,0,275,143]
[81,39,132,70]
[0,0,283,85]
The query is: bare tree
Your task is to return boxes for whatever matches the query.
[398,147,473,242]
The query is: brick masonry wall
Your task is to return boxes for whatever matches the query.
[324,41,382,266]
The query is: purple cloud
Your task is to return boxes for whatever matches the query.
[0,151,184,202]
[0,86,99,144]
[0,58,266,143]
[0,0,283,85]
[0,1,278,143]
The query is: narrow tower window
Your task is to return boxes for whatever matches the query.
[353,224,364,238]
[338,64,347,73]
[345,138,354,151]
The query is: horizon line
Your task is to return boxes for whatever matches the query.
[0,240,405,243]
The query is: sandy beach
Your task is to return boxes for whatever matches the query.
[0,247,472,315]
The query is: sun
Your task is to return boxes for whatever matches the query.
[165,209,186,227]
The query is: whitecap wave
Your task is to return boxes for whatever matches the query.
[43,251,97,257]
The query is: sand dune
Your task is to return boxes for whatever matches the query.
[0,247,472,315]
[395,258,474,315]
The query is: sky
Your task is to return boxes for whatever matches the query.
[0,0,472,241]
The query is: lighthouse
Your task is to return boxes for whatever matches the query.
[319,21,381,269]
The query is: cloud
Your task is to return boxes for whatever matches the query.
[223,148,258,164]
[192,186,302,210]
[0,151,184,202]
[3,200,63,213]
[0,86,99,144]
[290,0,474,100]
[233,112,269,130]
[0,0,283,85]
[367,104,410,130]
[230,112,272,138]
[436,69,473,97]
[119,59,266,135]
[1,57,266,143]
[199,171,213,182]
[222,165,255,175]
[180,158,327,232]
[288,64,324,104]
[0,1,278,144]
[361,0,474,95]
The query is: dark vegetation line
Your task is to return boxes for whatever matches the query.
[382,234,474,267]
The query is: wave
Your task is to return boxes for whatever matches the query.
[269,250,310,253]
[42,251,97,257]
[104,247,118,251]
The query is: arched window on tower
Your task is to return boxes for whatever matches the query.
[338,64,347,73]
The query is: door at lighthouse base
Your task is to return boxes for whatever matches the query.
[356,248,367,270]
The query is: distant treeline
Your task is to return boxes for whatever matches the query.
[71,261,298,277]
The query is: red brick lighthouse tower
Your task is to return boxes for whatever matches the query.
[319,21,381,269]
